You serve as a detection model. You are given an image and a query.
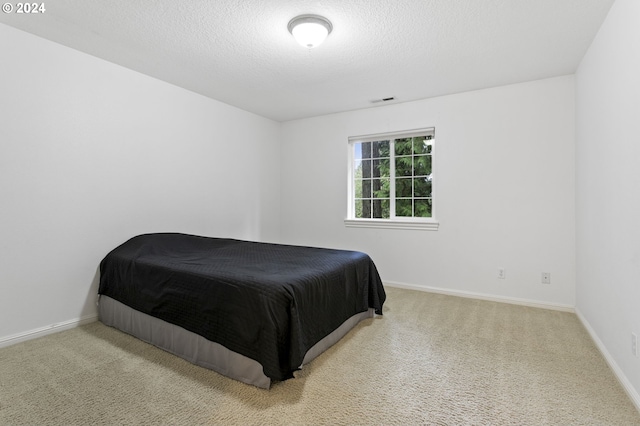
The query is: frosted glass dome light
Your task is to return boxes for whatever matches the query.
[288,15,333,48]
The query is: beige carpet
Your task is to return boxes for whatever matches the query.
[1,287,638,425]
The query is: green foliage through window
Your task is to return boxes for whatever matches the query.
[352,131,433,220]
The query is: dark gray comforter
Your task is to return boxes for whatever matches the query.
[98,233,386,381]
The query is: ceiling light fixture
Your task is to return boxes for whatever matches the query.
[288,14,333,49]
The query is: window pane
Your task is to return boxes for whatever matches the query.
[356,199,371,218]
[372,158,390,178]
[355,179,363,198]
[413,136,433,155]
[396,177,412,198]
[372,140,390,158]
[361,160,372,178]
[414,199,432,217]
[395,138,412,156]
[396,199,412,217]
[413,155,431,176]
[395,156,412,176]
[373,199,390,219]
[360,142,372,159]
[354,159,363,179]
[414,177,432,197]
[372,178,389,198]
[362,179,372,198]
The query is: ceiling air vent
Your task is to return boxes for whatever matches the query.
[371,97,395,104]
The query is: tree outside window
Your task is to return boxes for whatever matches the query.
[351,129,434,221]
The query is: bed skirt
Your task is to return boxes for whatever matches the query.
[98,295,374,389]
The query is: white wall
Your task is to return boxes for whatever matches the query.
[0,24,281,342]
[575,0,640,405]
[280,76,576,308]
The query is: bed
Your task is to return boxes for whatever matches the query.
[98,233,386,388]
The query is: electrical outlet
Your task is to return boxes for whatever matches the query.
[632,333,638,357]
[541,272,551,284]
[498,268,506,279]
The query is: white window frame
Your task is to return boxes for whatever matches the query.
[345,128,439,231]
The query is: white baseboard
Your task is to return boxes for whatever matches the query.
[575,308,640,413]
[0,313,99,349]
[384,280,575,312]
[384,281,575,313]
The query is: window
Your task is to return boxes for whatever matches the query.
[346,128,438,230]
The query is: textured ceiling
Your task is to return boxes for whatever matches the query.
[0,0,614,122]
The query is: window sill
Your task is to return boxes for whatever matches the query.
[344,219,439,231]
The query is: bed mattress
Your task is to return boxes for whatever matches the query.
[98,233,386,383]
